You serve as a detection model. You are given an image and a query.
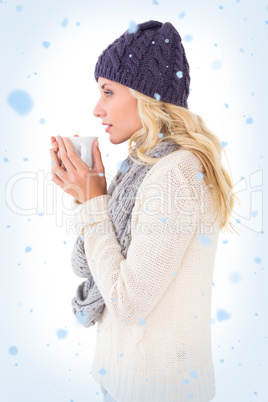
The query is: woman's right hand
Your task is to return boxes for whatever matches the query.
[50,134,79,171]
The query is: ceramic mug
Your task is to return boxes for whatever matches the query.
[67,136,98,169]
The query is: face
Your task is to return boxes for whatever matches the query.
[93,77,143,144]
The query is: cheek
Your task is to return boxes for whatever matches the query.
[124,100,140,127]
[131,106,142,130]
[112,103,129,127]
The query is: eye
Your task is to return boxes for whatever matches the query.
[104,91,112,97]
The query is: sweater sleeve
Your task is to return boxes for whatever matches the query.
[73,154,203,327]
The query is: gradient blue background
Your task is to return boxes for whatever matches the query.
[1,0,267,401]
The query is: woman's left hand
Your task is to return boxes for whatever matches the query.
[49,136,108,203]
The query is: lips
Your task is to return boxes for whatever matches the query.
[105,125,112,133]
[102,123,112,132]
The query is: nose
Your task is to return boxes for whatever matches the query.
[93,98,106,119]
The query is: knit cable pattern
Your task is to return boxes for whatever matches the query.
[94,20,190,108]
[71,139,180,327]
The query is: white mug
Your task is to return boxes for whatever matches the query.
[67,136,98,169]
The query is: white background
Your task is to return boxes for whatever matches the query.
[1,0,267,401]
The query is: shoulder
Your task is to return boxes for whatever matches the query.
[166,149,203,174]
[141,149,204,187]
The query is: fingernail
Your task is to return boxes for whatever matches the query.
[56,136,61,141]
[96,140,99,148]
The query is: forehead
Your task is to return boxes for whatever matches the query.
[98,77,114,86]
[97,77,128,92]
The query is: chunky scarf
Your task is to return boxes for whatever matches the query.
[71,139,181,327]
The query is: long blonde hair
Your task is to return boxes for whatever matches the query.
[127,88,240,235]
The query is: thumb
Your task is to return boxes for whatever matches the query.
[92,140,104,172]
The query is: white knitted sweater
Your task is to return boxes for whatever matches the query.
[72,149,220,402]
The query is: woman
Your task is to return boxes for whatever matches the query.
[49,20,238,402]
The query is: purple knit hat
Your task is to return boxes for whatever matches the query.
[94,20,190,109]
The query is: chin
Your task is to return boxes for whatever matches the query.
[109,135,129,145]
[109,136,119,145]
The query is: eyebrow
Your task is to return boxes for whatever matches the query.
[101,83,113,90]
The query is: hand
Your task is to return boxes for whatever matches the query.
[51,134,79,171]
[49,136,108,203]
[51,135,82,204]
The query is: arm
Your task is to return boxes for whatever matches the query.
[73,155,203,327]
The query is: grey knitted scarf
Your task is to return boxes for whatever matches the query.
[71,139,181,327]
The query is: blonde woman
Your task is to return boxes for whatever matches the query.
[49,20,238,402]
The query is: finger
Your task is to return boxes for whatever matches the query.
[56,149,62,163]
[57,136,84,170]
[51,137,57,146]
[50,148,61,171]
[56,136,78,171]
[55,149,66,171]
[70,135,79,167]
[60,160,67,171]
[92,139,105,173]
[56,149,62,167]
[51,138,59,153]
[53,142,59,152]
[51,171,65,188]
[49,148,68,181]
[65,135,78,168]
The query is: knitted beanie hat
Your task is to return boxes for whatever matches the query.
[94,20,190,109]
